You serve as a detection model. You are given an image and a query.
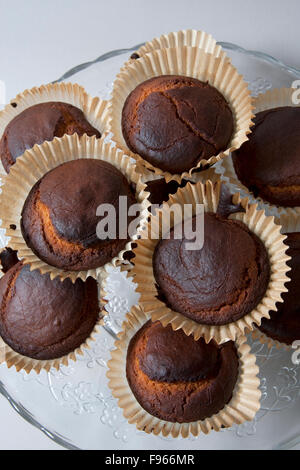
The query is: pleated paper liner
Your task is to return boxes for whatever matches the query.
[221,87,300,218]
[107,305,261,438]
[0,248,105,374]
[109,46,254,183]
[0,134,150,283]
[277,210,300,234]
[124,29,229,68]
[252,211,300,350]
[135,161,221,186]
[137,29,227,58]
[133,163,222,224]
[131,180,290,344]
[0,82,110,177]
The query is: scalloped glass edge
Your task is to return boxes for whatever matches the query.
[1,41,300,451]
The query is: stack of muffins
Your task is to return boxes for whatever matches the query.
[0,29,297,438]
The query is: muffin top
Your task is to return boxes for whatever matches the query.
[0,261,100,360]
[153,212,270,325]
[232,106,300,207]
[0,102,101,173]
[258,232,300,344]
[21,159,137,271]
[122,75,234,174]
[126,320,238,423]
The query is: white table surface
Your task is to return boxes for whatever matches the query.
[0,0,300,450]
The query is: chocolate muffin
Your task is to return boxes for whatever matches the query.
[258,232,300,344]
[0,262,100,360]
[0,102,101,173]
[21,159,137,271]
[232,106,300,207]
[126,320,239,423]
[122,75,234,174]
[153,212,270,325]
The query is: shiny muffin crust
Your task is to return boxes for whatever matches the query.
[122,75,234,174]
[153,212,270,325]
[126,321,239,423]
[21,159,137,271]
[232,106,300,207]
[0,261,100,360]
[0,102,101,173]
[258,232,300,344]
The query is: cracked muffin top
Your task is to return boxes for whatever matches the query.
[21,159,137,271]
[0,102,101,173]
[122,75,234,174]
[0,261,100,360]
[126,320,239,423]
[258,232,300,344]
[153,212,270,325]
[232,106,300,207]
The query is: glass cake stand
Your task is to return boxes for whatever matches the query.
[1,41,300,450]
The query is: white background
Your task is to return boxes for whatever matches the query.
[0,0,299,450]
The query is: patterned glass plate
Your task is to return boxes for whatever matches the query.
[1,42,300,450]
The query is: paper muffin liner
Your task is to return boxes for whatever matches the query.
[0,134,150,283]
[124,29,229,68]
[0,82,110,176]
[221,87,300,218]
[252,211,300,350]
[109,46,254,183]
[250,329,291,351]
[131,180,290,344]
[0,247,105,374]
[136,160,221,186]
[107,305,261,438]
[276,211,300,234]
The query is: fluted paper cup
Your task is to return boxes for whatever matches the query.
[136,161,221,186]
[109,46,254,183]
[107,305,261,438]
[0,134,150,283]
[131,180,290,344]
[125,29,228,67]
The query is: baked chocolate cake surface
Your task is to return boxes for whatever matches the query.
[258,232,300,344]
[126,320,239,423]
[21,159,137,271]
[153,212,270,325]
[232,106,300,207]
[0,262,100,360]
[122,75,234,174]
[0,248,19,273]
[145,178,187,206]
[0,102,101,173]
